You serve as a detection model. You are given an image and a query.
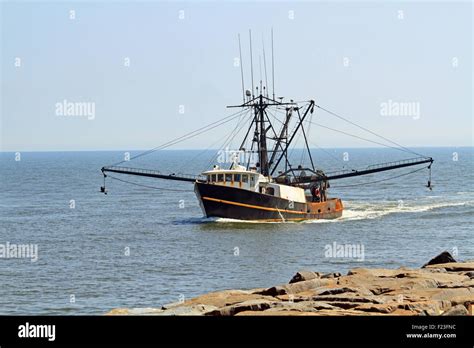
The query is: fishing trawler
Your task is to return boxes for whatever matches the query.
[100,31,433,222]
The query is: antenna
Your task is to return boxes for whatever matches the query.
[259,55,263,92]
[262,36,269,98]
[271,28,275,101]
[249,30,255,98]
[238,34,245,104]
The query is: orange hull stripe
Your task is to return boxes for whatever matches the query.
[202,196,308,214]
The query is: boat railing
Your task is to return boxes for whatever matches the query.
[324,157,430,178]
[102,166,206,181]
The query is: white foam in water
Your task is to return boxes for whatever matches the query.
[212,198,473,224]
[306,200,472,223]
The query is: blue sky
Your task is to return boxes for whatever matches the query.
[1,1,472,151]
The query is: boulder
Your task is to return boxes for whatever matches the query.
[441,304,469,316]
[321,272,342,279]
[353,303,397,314]
[106,308,163,315]
[182,290,273,308]
[106,306,219,316]
[422,251,457,268]
[399,300,451,316]
[424,262,474,272]
[257,278,334,297]
[289,270,321,284]
[206,299,274,316]
[271,301,338,312]
[157,304,218,316]
[463,271,474,279]
[310,293,385,304]
[235,310,321,316]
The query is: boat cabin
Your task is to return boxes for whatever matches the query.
[202,164,265,191]
[202,163,306,203]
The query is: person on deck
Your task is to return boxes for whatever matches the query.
[311,185,321,202]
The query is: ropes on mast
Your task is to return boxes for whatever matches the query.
[314,104,425,157]
[330,165,429,189]
[109,108,249,167]
[106,174,193,192]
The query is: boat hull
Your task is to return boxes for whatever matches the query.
[194,182,343,222]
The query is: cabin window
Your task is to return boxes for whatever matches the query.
[234,174,241,182]
[250,176,255,185]
[225,174,232,182]
[207,175,211,182]
[217,174,224,182]
[266,187,275,196]
[242,174,248,183]
[210,174,216,183]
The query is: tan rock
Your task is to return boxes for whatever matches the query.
[271,301,338,312]
[398,300,452,315]
[353,303,397,314]
[235,310,321,316]
[106,307,165,315]
[449,295,474,307]
[289,271,322,283]
[258,278,335,296]
[337,274,439,295]
[310,293,385,304]
[182,290,273,308]
[206,299,275,316]
[441,304,469,316]
[424,262,474,272]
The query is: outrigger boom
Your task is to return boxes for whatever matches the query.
[101,156,433,186]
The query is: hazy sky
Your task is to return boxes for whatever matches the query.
[1,1,472,151]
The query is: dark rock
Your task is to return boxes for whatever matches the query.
[353,303,396,314]
[422,252,457,268]
[311,294,385,304]
[258,278,333,297]
[316,287,358,296]
[464,271,474,279]
[272,301,337,312]
[441,304,469,316]
[289,271,321,284]
[321,272,342,279]
[206,299,273,316]
[328,302,361,310]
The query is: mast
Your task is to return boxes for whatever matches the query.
[257,94,270,176]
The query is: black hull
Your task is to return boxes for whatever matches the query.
[194,182,343,221]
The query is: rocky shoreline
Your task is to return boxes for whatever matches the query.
[107,252,474,316]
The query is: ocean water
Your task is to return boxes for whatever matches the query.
[0,147,472,314]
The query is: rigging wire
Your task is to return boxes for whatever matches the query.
[308,120,420,154]
[315,104,424,157]
[204,110,254,170]
[110,109,249,166]
[175,109,251,173]
[330,165,429,189]
[308,140,357,171]
[275,102,428,159]
[106,174,193,192]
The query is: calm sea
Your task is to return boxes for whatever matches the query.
[0,147,472,314]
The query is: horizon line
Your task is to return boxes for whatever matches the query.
[0,145,472,153]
